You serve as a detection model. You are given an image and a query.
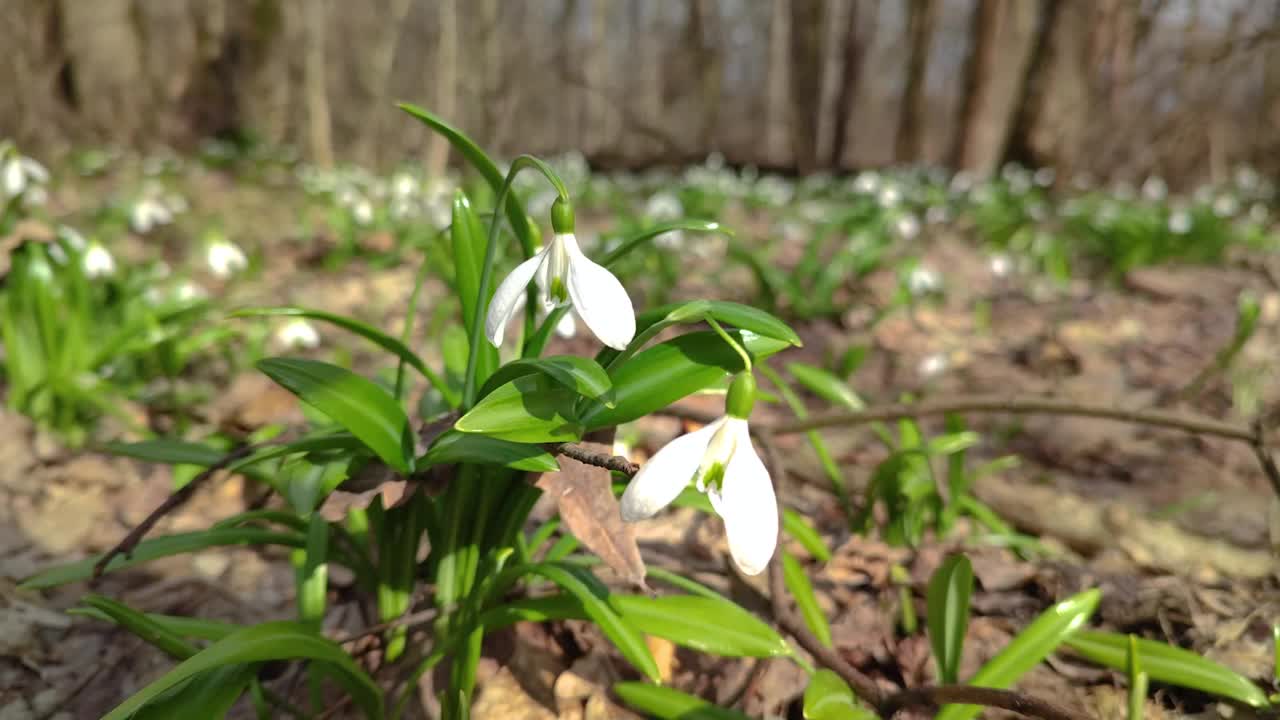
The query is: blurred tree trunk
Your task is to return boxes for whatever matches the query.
[764,0,791,165]
[1017,0,1090,181]
[425,0,457,178]
[788,0,825,172]
[361,0,413,166]
[896,0,938,163]
[302,0,334,168]
[951,0,1044,175]
[583,0,612,155]
[59,0,145,141]
[833,0,874,168]
[814,0,852,165]
[689,0,723,150]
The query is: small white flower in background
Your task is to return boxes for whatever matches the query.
[174,281,207,302]
[58,225,87,251]
[130,198,173,234]
[1027,202,1048,222]
[892,213,921,241]
[971,184,996,205]
[1168,209,1193,234]
[925,205,951,225]
[1212,193,1239,218]
[654,229,686,250]
[989,253,1013,278]
[1033,167,1056,188]
[949,170,975,194]
[206,237,248,278]
[621,373,776,575]
[1249,202,1269,225]
[876,183,902,209]
[918,352,949,379]
[1,149,48,198]
[1192,185,1214,205]
[907,265,941,295]
[1235,165,1260,193]
[392,172,419,199]
[486,197,635,350]
[275,318,321,350]
[853,170,880,194]
[427,197,452,229]
[352,197,374,226]
[390,197,419,222]
[47,242,68,265]
[644,191,682,221]
[705,151,725,171]
[1141,176,1168,202]
[82,242,116,278]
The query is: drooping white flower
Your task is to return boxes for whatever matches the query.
[620,374,776,575]
[82,243,116,278]
[352,197,374,226]
[907,265,941,295]
[130,198,173,234]
[485,198,634,350]
[1168,209,1193,234]
[1141,176,1168,202]
[892,213,921,241]
[988,253,1013,278]
[174,281,207,302]
[1,152,48,198]
[876,183,902,209]
[554,308,577,339]
[1212,193,1239,218]
[644,191,683,221]
[206,238,248,278]
[918,352,949,379]
[853,170,880,194]
[275,318,321,349]
[1033,167,1056,188]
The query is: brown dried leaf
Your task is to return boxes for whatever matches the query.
[536,441,647,588]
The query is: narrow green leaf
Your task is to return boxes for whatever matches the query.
[936,589,1101,720]
[236,307,453,404]
[621,300,802,359]
[803,669,877,720]
[100,621,383,720]
[70,607,240,642]
[926,554,974,684]
[478,355,613,405]
[783,509,832,563]
[21,529,305,589]
[600,220,732,267]
[782,551,832,648]
[79,594,198,659]
[131,664,258,720]
[1065,630,1271,709]
[455,372,583,443]
[583,330,790,429]
[611,594,792,658]
[257,358,414,473]
[1127,635,1147,720]
[613,683,751,720]
[419,429,560,472]
[451,191,499,386]
[103,439,227,467]
[787,362,865,410]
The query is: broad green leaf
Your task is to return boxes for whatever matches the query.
[783,509,832,562]
[803,669,877,720]
[936,589,1101,720]
[419,429,560,472]
[787,362,865,410]
[131,664,258,720]
[613,683,751,720]
[257,358,414,473]
[479,355,613,404]
[783,551,832,648]
[926,554,974,684]
[455,372,582,443]
[281,456,350,514]
[620,300,802,359]
[520,563,660,682]
[21,529,305,589]
[100,621,382,720]
[78,594,198,659]
[583,330,790,428]
[236,307,453,404]
[600,220,732,267]
[1065,630,1270,709]
[611,594,792,658]
[926,432,981,456]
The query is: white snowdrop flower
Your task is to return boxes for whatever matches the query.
[907,265,941,295]
[1027,202,1048,222]
[82,242,116,278]
[1,151,48,198]
[48,242,68,265]
[989,253,1013,278]
[877,184,902,209]
[1168,209,1193,234]
[1193,185,1214,205]
[756,175,793,206]
[390,197,419,222]
[427,197,452,229]
[918,352,949,379]
[925,205,951,225]
[392,172,419,199]
[352,197,374,226]
[853,170,880,194]
[486,198,634,350]
[553,308,577,339]
[1213,194,1239,218]
[705,151,726,171]
[949,170,976,195]
[130,198,173,234]
[275,318,321,350]
[206,238,248,278]
[893,213,921,241]
[1141,176,1168,202]
[1033,167,1056,187]
[57,225,86,251]
[174,281,207,302]
[621,374,776,575]
[644,191,682,221]
[1235,166,1260,192]
[654,229,686,250]
[1249,202,1269,225]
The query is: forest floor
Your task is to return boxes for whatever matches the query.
[1,169,1278,719]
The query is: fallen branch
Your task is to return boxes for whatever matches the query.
[545,442,639,476]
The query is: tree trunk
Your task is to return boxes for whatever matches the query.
[1015,0,1089,180]
[832,0,874,168]
[59,0,145,141]
[424,0,457,178]
[896,0,938,163]
[360,0,413,167]
[764,0,791,165]
[301,0,334,168]
[788,0,825,172]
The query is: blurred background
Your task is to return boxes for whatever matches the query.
[3,0,1278,184]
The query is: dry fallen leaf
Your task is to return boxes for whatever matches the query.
[537,441,648,589]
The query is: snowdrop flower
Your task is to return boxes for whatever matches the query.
[876,183,902,209]
[1033,167,1056,188]
[352,197,374,226]
[1141,176,1168,202]
[907,265,941,295]
[892,213,921,241]
[57,225,86,252]
[1168,209,1193,234]
[1212,193,1239,218]
[275,318,321,350]
[392,172,419,199]
[48,242,68,265]
[174,281,207,302]
[989,253,1013,278]
[130,198,173,234]
[1249,202,1269,225]
[853,170,880,194]
[949,170,976,195]
[1235,166,1260,193]
[925,205,951,225]
[206,237,248,278]
[645,191,682,221]
[621,373,776,575]
[486,198,634,350]
[1,148,48,198]
[82,242,116,278]
[918,352,949,379]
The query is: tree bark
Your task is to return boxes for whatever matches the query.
[424,0,457,178]
[788,0,826,172]
[832,0,874,168]
[302,0,334,168]
[764,0,791,166]
[896,0,938,163]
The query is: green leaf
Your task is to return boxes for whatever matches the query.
[451,191,499,385]
[455,372,583,443]
[78,594,198,659]
[70,608,239,642]
[583,330,790,429]
[611,594,792,658]
[520,563,660,682]
[130,664,258,720]
[626,300,802,355]
[479,355,613,405]
[257,358,414,473]
[1065,630,1271,709]
[100,621,383,720]
[803,669,877,720]
[936,589,1101,720]
[783,509,832,563]
[21,529,305,589]
[926,554,974,684]
[782,551,832,648]
[236,307,454,405]
[787,362,865,410]
[103,439,227,467]
[613,683,751,720]
[419,429,560,472]
[600,220,733,267]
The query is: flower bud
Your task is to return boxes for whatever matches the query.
[724,372,756,420]
[550,196,575,234]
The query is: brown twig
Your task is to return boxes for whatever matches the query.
[879,685,1089,720]
[93,444,257,580]
[330,606,440,646]
[545,442,639,476]
[1249,418,1280,501]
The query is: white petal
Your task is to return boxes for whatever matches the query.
[621,419,723,522]
[20,157,48,183]
[563,234,635,350]
[3,160,24,197]
[710,422,777,575]
[485,250,546,347]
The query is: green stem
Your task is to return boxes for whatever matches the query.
[394,229,441,402]
[707,317,752,371]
